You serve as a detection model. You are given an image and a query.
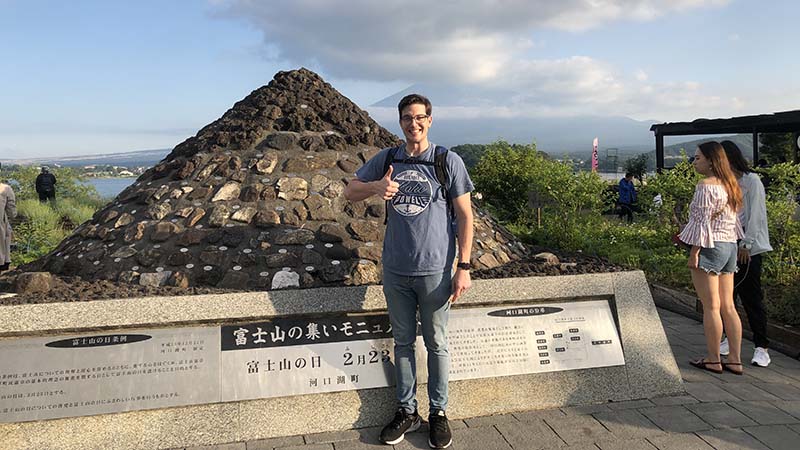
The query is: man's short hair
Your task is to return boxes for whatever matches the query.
[398,94,432,119]
[625,172,633,178]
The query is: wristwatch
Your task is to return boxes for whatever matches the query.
[739,241,752,250]
[456,262,471,271]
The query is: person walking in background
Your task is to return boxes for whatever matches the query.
[35,166,57,202]
[344,93,474,449]
[719,140,773,367]
[617,172,637,223]
[680,142,745,375]
[0,180,16,271]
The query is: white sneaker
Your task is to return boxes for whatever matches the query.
[752,347,771,367]
[719,337,730,356]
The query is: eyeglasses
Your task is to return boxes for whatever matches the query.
[400,114,430,124]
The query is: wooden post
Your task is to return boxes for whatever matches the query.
[752,130,760,163]
[656,133,665,172]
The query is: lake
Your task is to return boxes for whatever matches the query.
[86,178,136,198]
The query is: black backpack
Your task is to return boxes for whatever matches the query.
[382,145,452,224]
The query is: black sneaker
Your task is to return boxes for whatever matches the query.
[428,410,452,449]
[379,409,421,445]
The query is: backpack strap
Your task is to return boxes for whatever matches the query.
[433,146,454,222]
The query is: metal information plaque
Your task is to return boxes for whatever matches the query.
[0,299,623,423]
[0,327,218,423]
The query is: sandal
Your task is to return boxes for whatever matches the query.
[689,358,723,374]
[722,362,744,375]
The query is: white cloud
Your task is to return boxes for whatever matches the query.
[217,0,729,83]
[217,0,741,121]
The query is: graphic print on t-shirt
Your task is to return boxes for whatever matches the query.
[391,169,432,216]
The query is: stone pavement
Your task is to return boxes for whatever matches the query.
[179,308,800,450]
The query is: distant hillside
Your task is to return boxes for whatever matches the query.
[371,84,658,154]
[0,148,170,168]
[656,134,753,165]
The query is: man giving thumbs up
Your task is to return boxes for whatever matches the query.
[344,93,474,449]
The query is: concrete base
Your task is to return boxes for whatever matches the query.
[0,271,682,450]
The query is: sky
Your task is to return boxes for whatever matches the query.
[1,0,797,158]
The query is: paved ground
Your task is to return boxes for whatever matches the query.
[184,308,800,450]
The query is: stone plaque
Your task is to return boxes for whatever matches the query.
[0,299,622,423]
[0,327,219,423]
[220,314,398,401]
[447,300,624,380]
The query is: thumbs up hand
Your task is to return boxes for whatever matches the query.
[375,165,399,200]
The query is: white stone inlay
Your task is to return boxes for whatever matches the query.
[271,270,299,289]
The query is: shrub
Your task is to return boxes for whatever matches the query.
[52,197,96,228]
[472,140,607,250]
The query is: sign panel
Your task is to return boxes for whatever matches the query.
[220,315,401,401]
[0,327,218,423]
[448,300,624,380]
[0,299,623,422]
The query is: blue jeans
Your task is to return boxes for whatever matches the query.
[382,269,452,414]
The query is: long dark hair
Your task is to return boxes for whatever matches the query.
[698,141,743,212]
[720,140,751,174]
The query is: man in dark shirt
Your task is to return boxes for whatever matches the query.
[35,167,57,202]
[617,172,636,223]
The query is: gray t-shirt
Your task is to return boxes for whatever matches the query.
[355,143,474,276]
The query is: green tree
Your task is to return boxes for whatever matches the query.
[638,153,702,227]
[623,153,649,183]
[450,144,486,170]
[759,133,795,164]
[3,166,101,204]
[472,140,606,249]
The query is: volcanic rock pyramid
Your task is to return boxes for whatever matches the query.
[37,69,525,290]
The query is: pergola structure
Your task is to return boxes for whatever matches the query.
[650,110,800,170]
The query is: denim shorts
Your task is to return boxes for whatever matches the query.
[698,241,738,275]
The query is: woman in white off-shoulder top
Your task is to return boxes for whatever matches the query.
[678,141,745,375]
